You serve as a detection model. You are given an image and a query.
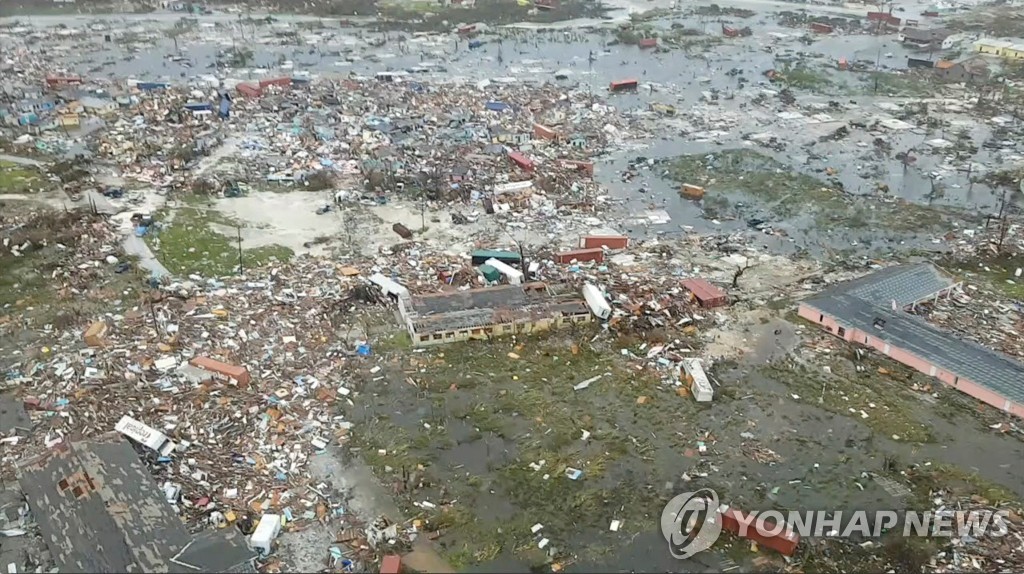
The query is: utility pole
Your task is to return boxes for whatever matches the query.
[236,225,244,274]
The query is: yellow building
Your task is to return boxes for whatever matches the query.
[973,38,1024,60]
[57,113,80,128]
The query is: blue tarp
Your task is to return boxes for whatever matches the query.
[219,97,231,118]
[468,40,485,49]
[484,101,509,112]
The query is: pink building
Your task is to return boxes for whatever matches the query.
[798,263,1024,419]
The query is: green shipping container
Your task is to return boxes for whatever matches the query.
[471,249,521,266]
[478,264,501,283]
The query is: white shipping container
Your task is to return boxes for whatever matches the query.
[369,273,410,301]
[484,258,524,285]
[115,415,177,457]
[250,514,283,556]
[682,359,714,402]
[582,284,611,320]
[492,180,534,195]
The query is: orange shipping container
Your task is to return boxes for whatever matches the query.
[680,184,705,199]
[580,235,629,250]
[189,357,251,388]
[533,123,559,140]
[719,505,800,556]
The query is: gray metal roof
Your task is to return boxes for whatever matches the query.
[17,436,256,574]
[820,263,953,308]
[172,529,258,573]
[804,264,1024,405]
[407,284,589,334]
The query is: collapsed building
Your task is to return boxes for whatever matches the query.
[399,282,594,347]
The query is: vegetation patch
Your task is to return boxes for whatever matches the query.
[0,161,41,193]
[349,332,708,569]
[147,196,293,277]
[779,63,834,92]
[759,350,940,444]
[663,149,952,231]
[941,253,1024,299]
[862,71,935,97]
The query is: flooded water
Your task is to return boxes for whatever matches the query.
[15,9,999,255]
[5,9,1021,571]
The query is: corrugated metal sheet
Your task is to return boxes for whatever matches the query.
[682,278,727,306]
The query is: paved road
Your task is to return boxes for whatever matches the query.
[122,234,171,278]
[0,154,45,167]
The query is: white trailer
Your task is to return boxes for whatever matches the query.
[484,258,524,285]
[682,359,714,402]
[250,514,282,556]
[115,415,177,457]
[369,272,410,302]
[582,284,611,320]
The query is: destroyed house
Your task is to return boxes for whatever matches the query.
[399,283,592,347]
[18,435,258,573]
[798,263,1024,419]
[900,27,951,48]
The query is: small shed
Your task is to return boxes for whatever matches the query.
[682,278,728,308]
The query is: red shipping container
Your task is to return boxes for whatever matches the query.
[810,22,833,34]
[189,357,251,387]
[556,248,604,264]
[236,82,262,98]
[508,151,535,172]
[638,38,658,49]
[681,278,728,308]
[719,505,800,556]
[609,79,639,92]
[580,235,629,250]
[380,555,402,574]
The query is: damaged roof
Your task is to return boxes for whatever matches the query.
[17,435,256,573]
[813,262,952,308]
[406,283,589,334]
[803,263,1024,405]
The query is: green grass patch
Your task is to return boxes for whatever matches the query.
[942,254,1024,299]
[760,354,939,443]
[0,161,41,192]
[780,63,833,91]
[863,71,935,97]
[663,149,950,231]
[148,198,292,277]
[357,332,697,568]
